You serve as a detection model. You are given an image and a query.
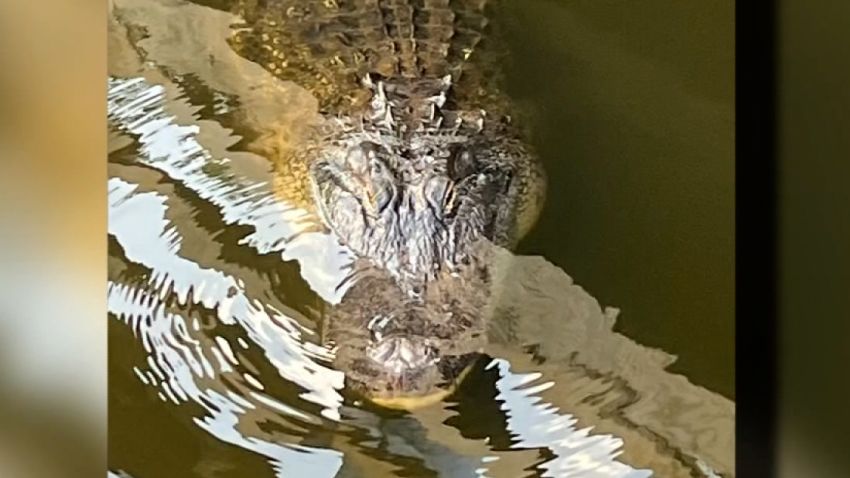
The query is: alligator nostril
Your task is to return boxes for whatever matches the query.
[368,337,433,372]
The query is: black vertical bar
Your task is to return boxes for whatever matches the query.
[736,0,777,476]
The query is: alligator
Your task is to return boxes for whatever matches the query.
[108,3,732,474]
[228,0,546,285]
[217,0,546,407]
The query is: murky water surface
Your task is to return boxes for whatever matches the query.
[107,1,733,477]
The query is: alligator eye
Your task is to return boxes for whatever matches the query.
[424,176,455,217]
[372,182,394,214]
[359,140,381,157]
[448,149,476,180]
[367,157,395,214]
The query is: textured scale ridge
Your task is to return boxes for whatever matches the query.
[228,0,501,113]
[224,0,545,285]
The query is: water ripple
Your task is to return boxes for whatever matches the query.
[108,176,344,416]
[489,359,651,478]
[108,75,355,304]
[106,3,732,474]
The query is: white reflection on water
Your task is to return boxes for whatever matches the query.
[107,169,654,477]
[108,176,344,415]
[105,71,715,476]
[108,76,355,304]
[490,359,651,478]
[108,177,345,475]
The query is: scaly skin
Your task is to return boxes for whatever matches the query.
[225,0,546,405]
[323,243,496,408]
[228,0,545,282]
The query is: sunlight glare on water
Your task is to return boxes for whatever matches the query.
[107,0,733,477]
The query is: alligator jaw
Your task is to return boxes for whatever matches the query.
[366,360,477,411]
[368,388,454,410]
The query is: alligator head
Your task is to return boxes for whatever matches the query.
[308,75,536,285]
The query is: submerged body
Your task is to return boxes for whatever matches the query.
[229,0,545,405]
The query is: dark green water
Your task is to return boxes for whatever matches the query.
[505,0,735,399]
[107,1,734,476]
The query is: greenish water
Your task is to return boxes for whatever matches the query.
[505,1,735,399]
[107,1,734,477]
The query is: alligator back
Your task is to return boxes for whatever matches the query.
[229,0,507,114]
